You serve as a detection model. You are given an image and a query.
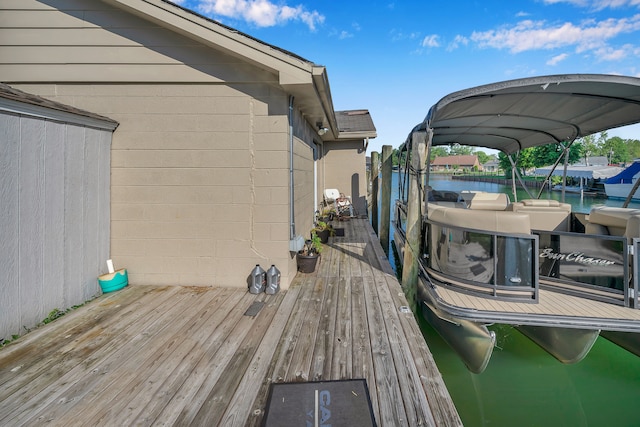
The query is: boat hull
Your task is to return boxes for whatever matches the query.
[601,330,640,357]
[516,325,599,364]
[420,293,496,374]
[604,183,640,200]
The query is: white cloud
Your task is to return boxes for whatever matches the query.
[421,34,440,48]
[447,35,469,51]
[593,43,640,60]
[196,0,324,30]
[339,31,353,40]
[547,52,569,65]
[542,0,640,9]
[470,14,640,53]
[542,0,588,5]
[389,29,421,42]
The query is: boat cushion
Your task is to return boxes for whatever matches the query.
[465,192,510,211]
[587,207,640,237]
[428,204,530,234]
[508,199,571,231]
[518,199,569,208]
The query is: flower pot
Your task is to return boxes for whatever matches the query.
[98,268,128,293]
[316,228,330,243]
[296,253,319,273]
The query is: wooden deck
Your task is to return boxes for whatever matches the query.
[0,218,461,426]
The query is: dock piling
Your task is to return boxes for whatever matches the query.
[371,151,380,234]
[401,130,429,308]
[380,145,392,257]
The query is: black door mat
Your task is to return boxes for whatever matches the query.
[262,379,376,426]
[333,227,345,236]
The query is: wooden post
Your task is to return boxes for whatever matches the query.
[380,145,392,256]
[371,151,380,234]
[402,130,428,308]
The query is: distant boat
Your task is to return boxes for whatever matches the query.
[535,164,622,196]
[604,160,640,200]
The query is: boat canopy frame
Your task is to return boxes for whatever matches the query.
[417,74,640,155]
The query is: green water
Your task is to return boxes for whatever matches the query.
[418,317,640,426]
[384,174,640,426]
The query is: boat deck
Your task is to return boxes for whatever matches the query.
[432,275,640,331]
[0,218,461,426]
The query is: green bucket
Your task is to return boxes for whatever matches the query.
[98,268,128,293]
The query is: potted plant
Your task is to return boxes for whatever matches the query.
[296,233,322,273]
[318,206,337,223]
[313,220,335,244]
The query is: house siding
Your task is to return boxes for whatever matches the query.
[0,1,277,84]
[322,140,368,215]
[53,82,294,288]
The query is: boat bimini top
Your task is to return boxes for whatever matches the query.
[417,74,640,155]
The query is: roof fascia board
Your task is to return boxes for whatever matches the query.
[311,66,338,135]
[103,0,314,85]
[336,130,378,139]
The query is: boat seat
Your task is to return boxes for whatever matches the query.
[464,192,510,211]
[428,190,461,203]
[586,206,640,238]
[507,199,571,231]
[428,204,530,234]
[430,201,467,208]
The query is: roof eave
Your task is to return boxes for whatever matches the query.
[103,0,315,82]
[103,0,338,133]
[336,131,377,140]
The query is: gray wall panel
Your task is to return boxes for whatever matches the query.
[64,125,86,306]
[0,114,21,338]
[43,121,66,312]
[0,111,112,340]
[18,116,45,329]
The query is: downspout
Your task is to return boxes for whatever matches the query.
[289,95,295,241]
[287,96,305,252]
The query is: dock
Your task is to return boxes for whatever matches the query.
[0,218,461,426]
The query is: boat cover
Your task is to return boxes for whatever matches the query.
[605,161,640,184]
[418,74,640,154]
[534,164,623,179]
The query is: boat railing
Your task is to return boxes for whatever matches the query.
[423,206,539,303]
[537,229,635,307]
[633,238,640,308]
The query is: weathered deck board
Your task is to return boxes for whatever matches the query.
[0,218,461,426]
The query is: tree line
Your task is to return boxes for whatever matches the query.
[390,132,640,177]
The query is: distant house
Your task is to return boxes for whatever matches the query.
[584,156,609,166]
[431,155,481,171]
[0,0,376,335]
[483,159,500,173]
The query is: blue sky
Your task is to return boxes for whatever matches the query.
[173,0,640,154]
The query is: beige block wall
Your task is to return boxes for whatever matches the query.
[14,82,306,289]
[321,140,368,216]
